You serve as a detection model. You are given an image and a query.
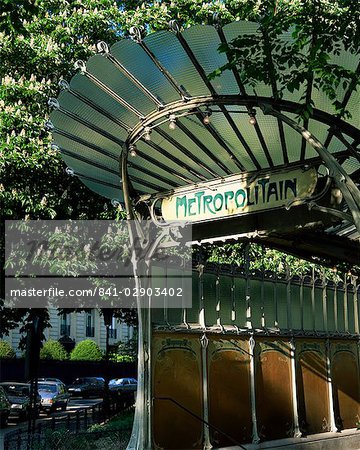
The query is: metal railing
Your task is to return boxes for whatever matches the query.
[4,393,135,450]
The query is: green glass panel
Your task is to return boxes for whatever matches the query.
[151,266,166,324]
[58,91,128,141]
[186,275,200,324]
[144,30,211,97]
[182,25,238,95]
[61,153,120,187]
[263,280,276,328]
[325,288,335,332]
[71,73,138,129]
[155,122,224,177]
[167,268,184,325]
[291,283,302,330]
[276,282,288,329]
[347,290,355,334]
[219,275,233,326]
[234,277,247,327]
[135,139,201,184]
[181,116,239,175]
[51,110,122,157]
[314,286,325,331]
[203,273,218,326]
[80,179,122,201]
[87,55,155,116]
[111,38,180,105]
[302,284,313,330]
[337,288,346,332]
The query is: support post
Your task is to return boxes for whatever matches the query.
[249,335,260,444]
[245,243,252,329]
[326,339,338,432]
[201,334,212,449]
[290,338,301,437]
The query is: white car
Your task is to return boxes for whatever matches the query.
[109,378,137,393]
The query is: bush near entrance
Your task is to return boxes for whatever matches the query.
[0,340,16,359]
[40,339,68,361]
[70,339,103,361]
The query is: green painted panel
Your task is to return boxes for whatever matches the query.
[234,277,247,328]
[219,275,234,326]
[204,273,218,327]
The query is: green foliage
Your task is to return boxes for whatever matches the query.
[1,0,359,339]
[206,242,350,281]
[109,336,137,362]
[88,409,134,432]
[40,339,68,360]
[0,340,16,359]
[0,340,16,358]
[70,339,103,361]
[109,353,135,363]
[208,0,360,119]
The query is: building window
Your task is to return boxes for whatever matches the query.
[60,313,70,336]
[109,316,117,339]
[86,310,95,337]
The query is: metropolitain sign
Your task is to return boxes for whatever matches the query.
[161,167,317,223]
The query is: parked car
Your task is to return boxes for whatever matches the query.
[37,377,64,384]
[109,378,137,394]
[0,386,11,427]
[38,381,70,414]
[67,377,105,398]
[0,382,40,421]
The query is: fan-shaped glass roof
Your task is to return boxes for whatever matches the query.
[49,21,360,264]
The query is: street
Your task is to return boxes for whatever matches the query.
[0,397,102,442]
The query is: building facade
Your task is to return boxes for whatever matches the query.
[4,309,134,356]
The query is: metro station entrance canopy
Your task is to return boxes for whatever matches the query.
[48,19,360,450]
[48,19,360,265]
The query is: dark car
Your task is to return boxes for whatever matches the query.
[0,382,40,421]
[67,377,105,398]
[0,386,11,427]
[37,377,64,384]
[109,378,137,393]
[38,381,70,414]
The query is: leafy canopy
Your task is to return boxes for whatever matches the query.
[1,0,359,339]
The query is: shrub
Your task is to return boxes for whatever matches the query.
[70,339,103,361]
[40,339,68,361]
[0,340,16,358]
[109,353,135,363]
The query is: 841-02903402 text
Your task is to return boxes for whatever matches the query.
[9,286,183,299]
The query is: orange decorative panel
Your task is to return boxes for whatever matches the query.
[207,336,252,446]
[152,333,203,449]
[255,339,294,440]
[296,340,330,434]
[331,340,360,429]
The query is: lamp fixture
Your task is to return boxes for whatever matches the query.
[203,108,212,125]
[144,127,152,141]
[169,114,177,130]
[248,109,257,125]
[129,145,137,157]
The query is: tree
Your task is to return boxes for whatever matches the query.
[1,0,359,340]
[70,339,103,361]
[40,339,68,360]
